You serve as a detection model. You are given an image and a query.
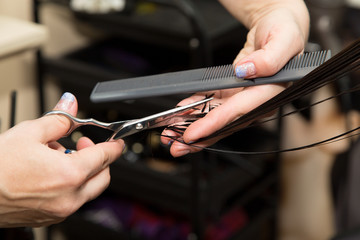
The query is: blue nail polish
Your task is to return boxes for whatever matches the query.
[55,92,75,110]
[235,65,247,78]
[235,62,256,78]
[61,92,75,102]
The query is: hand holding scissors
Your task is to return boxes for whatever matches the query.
[45,98,212,142]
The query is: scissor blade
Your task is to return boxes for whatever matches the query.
[109,97,213,140]
[141,97,212,128]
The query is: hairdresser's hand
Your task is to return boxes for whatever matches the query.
[161,0,309,157]
[0,92,124,227]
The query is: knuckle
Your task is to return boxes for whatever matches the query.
[56,163,85,188]
[63,168,85,187]
[50,199,78,218]
[97,146,110,169]
[261,55,279,74]
[53,115,72,131]
[104,169,111,187]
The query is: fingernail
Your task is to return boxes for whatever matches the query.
[55,92,75,111]
[168,140,174,146]
[235,62,256,78]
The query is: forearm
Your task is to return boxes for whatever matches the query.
[218,0,310,39]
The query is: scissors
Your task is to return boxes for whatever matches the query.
[45,98,212,141]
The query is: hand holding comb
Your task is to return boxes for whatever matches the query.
[90,50,331,102]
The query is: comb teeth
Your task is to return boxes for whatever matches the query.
[201,64,234,81]
[283,50,330,70]
[201,50,330,81]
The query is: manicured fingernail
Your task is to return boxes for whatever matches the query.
[235,62,256,78]
[55,92,75,110]
[168,140,174,146]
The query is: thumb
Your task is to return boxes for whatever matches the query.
[234,48,285,79]
[234,39,301,79]
[37,92,78,142]
[53,92,78,114]
[234,22,304,79]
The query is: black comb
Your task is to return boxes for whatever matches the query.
[90,50,331,102]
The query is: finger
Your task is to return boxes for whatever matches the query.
[34,92,79,143]
[71,140,124,180]
[77,167,111,202]
[176,92,217,106]
[76,137,95,150]
[160,91,228,145]
[53,92,78,115]
[48,141,66,151]
[160,128,179,146]
[234,18,305,78]
[160,89,243,145]
[235,38,301,79]
[233,28,256,65]
[169,136,221,157]
[182,84,285,143]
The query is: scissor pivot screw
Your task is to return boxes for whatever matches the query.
[135,123,144,130]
